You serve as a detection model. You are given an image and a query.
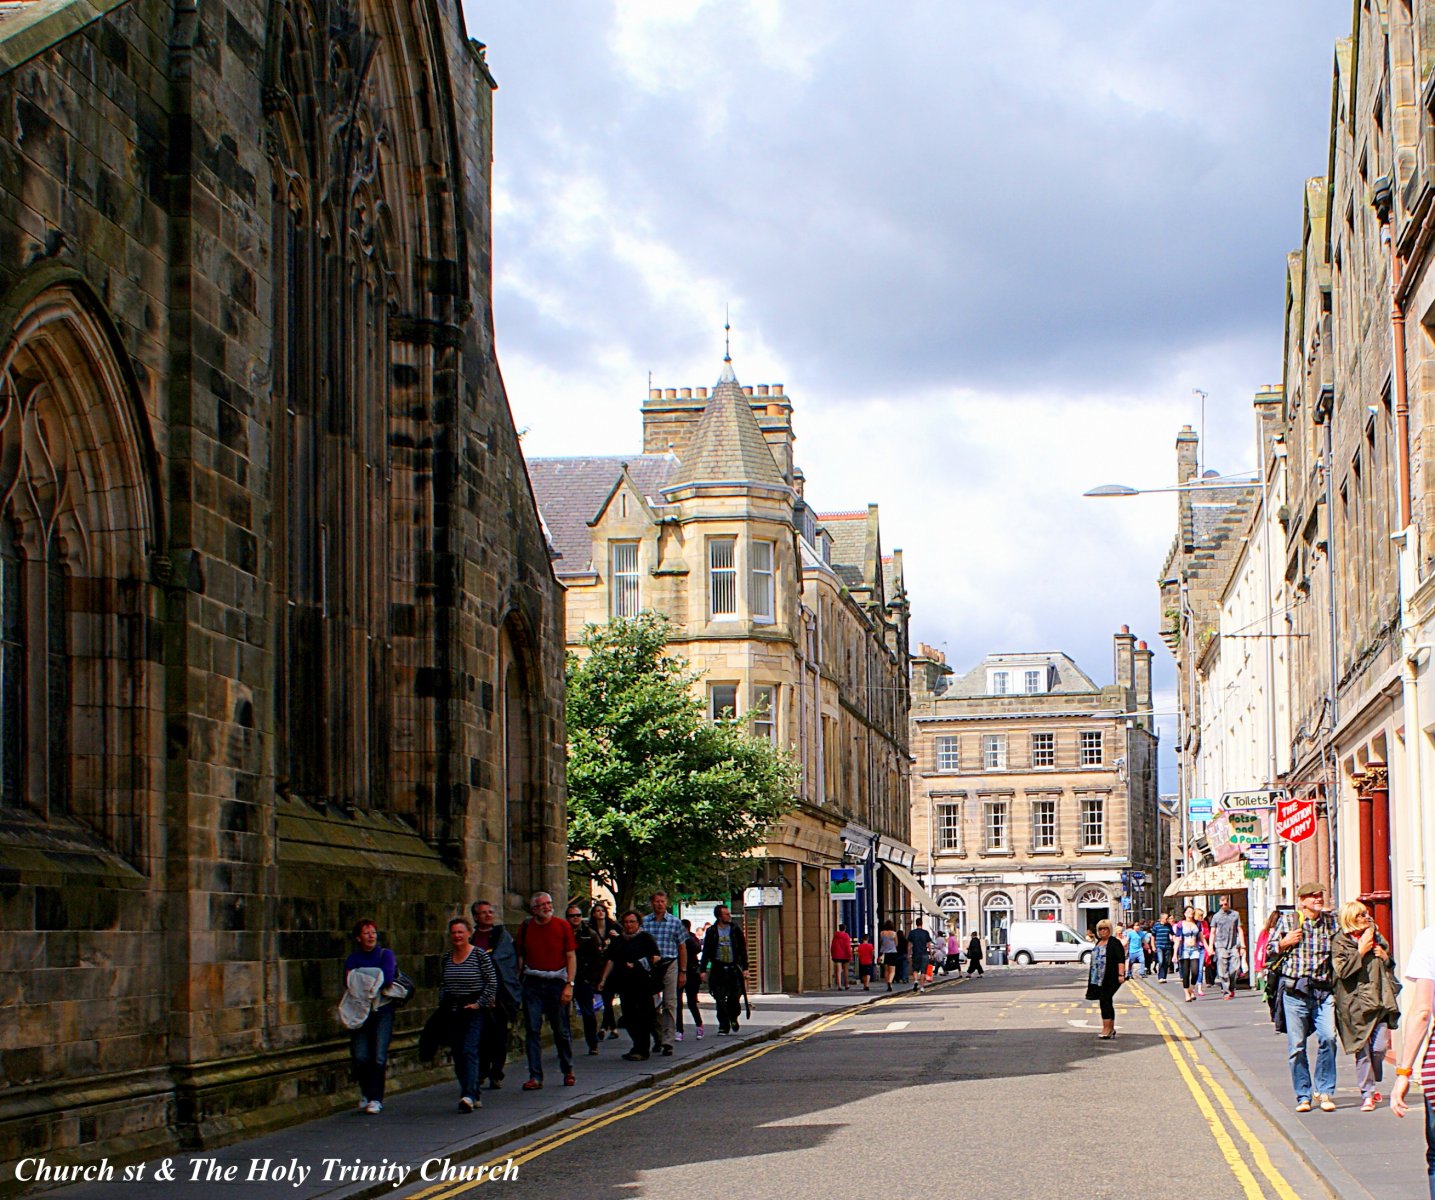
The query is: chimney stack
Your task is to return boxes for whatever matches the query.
[1113,625,1136,690]
[1134,640,1153,729]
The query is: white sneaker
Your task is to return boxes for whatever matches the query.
[696,1027,704,1040]
[675,1031,684,1042]
[364,1101,382,1115]
[357,1097,369,1111]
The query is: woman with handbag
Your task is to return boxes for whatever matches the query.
[342,918,401,1115]
[440,916,498,1113]
[1086,919,1127,1039]
[1332,901,1401,1111]
[598,910,661,1060]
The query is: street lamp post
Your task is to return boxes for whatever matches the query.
[1085,470,1259,910]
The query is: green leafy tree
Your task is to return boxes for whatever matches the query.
[566,613,798,913]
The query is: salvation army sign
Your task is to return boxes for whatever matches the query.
[1276,797,1317,843]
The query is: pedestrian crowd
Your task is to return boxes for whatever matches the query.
[338,888,749,1117]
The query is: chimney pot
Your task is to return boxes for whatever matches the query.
[773,383,784,394]
[1137,640,1148,651]
[742,386,753,396]
[1121,624,1130,634]
[649,388,661,400]
[664,388,677,399]
[680,387,691,398]
[757,384,770,396]
[698,387,708,398]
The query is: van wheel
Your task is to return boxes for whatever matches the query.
[1080,950,1093,965]
[1013,951,1033,965]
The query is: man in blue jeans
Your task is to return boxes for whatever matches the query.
[1268,881,1338,1113]
[514,891,578,1089]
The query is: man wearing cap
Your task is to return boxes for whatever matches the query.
[1268,881,1339,1113]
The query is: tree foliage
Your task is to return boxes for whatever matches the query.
[565,613,798,912]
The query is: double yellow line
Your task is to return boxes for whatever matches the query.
[407,999,889,1200]
[1133,985,1302,1200]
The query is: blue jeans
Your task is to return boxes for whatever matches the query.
[523,976,574,1080]
[350,1003,395,1102]
[448,1008,484,1100]
[1282,987,1337,1102]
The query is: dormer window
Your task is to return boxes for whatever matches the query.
[1024,668,1044,694]
[610,541,640,618]
[990,670,1010,695]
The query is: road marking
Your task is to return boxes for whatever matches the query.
[1134,985,1302,1200]
[406,996,902,1200]
[1137,991,1264,1198]
[1133,987,1302,1200]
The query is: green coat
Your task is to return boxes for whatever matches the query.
[1331,930,1401,1055]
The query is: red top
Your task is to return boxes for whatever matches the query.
[830,931,853,960]
[517,916,577,971]
[856,941,875,965]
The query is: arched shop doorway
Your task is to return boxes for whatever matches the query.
[1077,887,1110,936]
[984,892,1013,946]
[1030,891,1061,923]
[938,892,966,936]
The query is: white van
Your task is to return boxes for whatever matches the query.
[1005,920,1091,965]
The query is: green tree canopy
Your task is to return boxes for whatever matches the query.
[566,613,798,913]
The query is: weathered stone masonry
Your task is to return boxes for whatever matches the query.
[0,0,564,1174]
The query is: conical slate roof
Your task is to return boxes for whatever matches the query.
[670,361,785,488]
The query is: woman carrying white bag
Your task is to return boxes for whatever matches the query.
[340,918,412,1114]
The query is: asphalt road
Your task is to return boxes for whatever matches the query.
[387,968,1328,1200]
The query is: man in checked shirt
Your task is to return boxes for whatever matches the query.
[641,890,687,1056]
[1269,881,1340,1113]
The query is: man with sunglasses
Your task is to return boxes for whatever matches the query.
[1268,881,1339,1113]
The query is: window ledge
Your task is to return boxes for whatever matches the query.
[1076,845,1112,855]
[1027,846,1064,856]
[979,849,1015,858]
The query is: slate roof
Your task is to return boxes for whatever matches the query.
[942,651,1098,698]
[524,454,678,574]
[819,512,870,591]
[667,364,785,489]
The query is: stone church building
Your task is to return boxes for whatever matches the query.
[0,0,565,1169]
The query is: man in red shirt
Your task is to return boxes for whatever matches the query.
[830,924,853,990]
[515,891,578,1089]
[856,936,876,990]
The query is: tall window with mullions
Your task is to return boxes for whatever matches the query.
[46,536,68,807]
[708,538,737,618]
[1,518,19,804]
[610,541,640,618]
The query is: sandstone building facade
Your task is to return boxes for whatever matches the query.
[909,632,1160,941]
[0,0,565,1170]
[527,363,914,993]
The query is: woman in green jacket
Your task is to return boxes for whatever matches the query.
[1332,901,1401,1112]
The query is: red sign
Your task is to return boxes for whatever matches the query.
[1276,798,1317,843]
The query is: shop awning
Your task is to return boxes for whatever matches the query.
[1164,860,1250,898]
[881,860,947,921]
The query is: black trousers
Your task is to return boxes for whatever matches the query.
[710,964,743,1030]
[967,954,984,976]
[479,997,514,1084]
[618,984,655,1056]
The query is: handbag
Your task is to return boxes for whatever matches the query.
[381,971,416,1007]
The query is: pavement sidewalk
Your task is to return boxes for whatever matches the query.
[1137,977,1427,1200]
[33,975,961,1200]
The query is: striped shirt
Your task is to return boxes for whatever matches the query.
[440,946,497,1007]
[642,913,686,961]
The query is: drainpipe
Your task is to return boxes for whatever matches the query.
[1375,175,1421,930]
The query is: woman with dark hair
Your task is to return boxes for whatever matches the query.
[598,910,661,1060]
[440,916,497,1113]
[677,918,705,1039]
[1176,906,1204,1002]
[1086,919,1127,1039]
[342,919,399,1115]
[966,930,985,978]
[588,900,621,1040]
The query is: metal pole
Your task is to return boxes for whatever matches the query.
[1260,424,1282,912]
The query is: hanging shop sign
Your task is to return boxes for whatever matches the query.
[1276,798,1317,843]
[1221,789,1283,812]
[829,868,856,897]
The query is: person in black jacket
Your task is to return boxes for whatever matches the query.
[567,902,605,1055]
[701,904,748,1035]
[597,910,662,1060]
[1086,919,1127,1040]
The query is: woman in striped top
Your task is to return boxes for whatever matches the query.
[441,916,498,1112]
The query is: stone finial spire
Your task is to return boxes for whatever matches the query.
[668,360,784,488]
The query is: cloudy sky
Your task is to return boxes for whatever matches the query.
[462,1,1351,789]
